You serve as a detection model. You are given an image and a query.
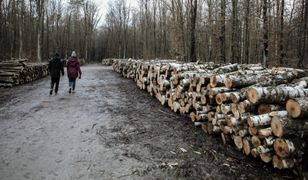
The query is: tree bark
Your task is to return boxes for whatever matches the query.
[279,0,285,65]
[189,0,197,62]
[262,0,268,67]
[231,0,239,63]
[247,86,308,104]
[244,0,250,64]
[298,0,308,67]
[219,0,226,63]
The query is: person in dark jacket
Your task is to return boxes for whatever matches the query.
[67,51,82,93]
[48,53,64,95]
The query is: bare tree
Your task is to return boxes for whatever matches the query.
[37,0,44,62]
[279,0,284,65]
[219,0,226,63]
[19,0,25,58]
[231,0,239,63]
[189,0,197,62]
[263,0,268,67]
[299,0,308,67]
[243,0,250,64]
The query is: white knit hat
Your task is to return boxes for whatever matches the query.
[71,51,76,57]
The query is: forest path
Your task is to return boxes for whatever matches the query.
[0,65,293,180]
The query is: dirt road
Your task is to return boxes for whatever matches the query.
[0,65,294,179]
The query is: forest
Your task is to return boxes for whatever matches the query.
[0,0,307,68]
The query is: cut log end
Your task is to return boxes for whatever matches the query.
[210,74,217,88]
[215,93,224,104]
[234,136,243,150]
[190,112,196,122]
[272,155,295,169]
[231,93,241,103]
[258,104,271,114]
[251,148,259,158]
[247,88,258,104]
[201,124,208,134]
[200,95,207,105]
[252,136,262,148]
[286,99,301,118]
[271,116,283,137]
[260,153,273,163]
[225,78,232,89]
[273,138,290,158]
[243,138,251,156]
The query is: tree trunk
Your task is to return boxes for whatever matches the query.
[18,0,24,59]
[279,0,285,65]
[298,0,308,67]
[260,152,273,163]
[231,0,239,63]
[220,0,226,63]
[244,0,250,64]
[207,0,213,63]
[262,0,268,67]
[189,0,197,62]
[37,0,44,62]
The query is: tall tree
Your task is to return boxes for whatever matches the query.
[299,0,308,67]
[189,0,197,62]
[263,0,268,67]
[231,0,239,63]
[243,0,250,64]
[207,0,213,63]
[37,0,44,62]
[219,0,226,63]
[279,0,284,65]
[19,0,25,58]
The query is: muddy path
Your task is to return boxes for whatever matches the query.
[0,64,295,179]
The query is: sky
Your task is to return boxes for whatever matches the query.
[92,0,139,25]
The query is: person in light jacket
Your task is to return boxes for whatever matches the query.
[67,51,82,93]
[48,52,64,95]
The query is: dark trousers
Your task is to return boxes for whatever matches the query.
[69,78,76,90]
[51,77,60,93]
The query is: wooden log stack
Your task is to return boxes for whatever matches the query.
[112,59,308,171]
[102,58,114,66]
[0,59,48,87]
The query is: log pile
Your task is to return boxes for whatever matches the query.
[102,58,114,66]
[0,59,48,87]
[112,58,308,170]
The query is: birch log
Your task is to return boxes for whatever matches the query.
[246,86,308,104]
[286,97,308,118]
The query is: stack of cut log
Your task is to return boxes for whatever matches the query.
[102,58,114,66]
[0,59,48,87]
[112,58,308,170]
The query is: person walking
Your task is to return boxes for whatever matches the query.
[48,52,64,95]
[67,51,82,93]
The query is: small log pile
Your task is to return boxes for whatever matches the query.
[112,59,308,170]
[0,59,48,87]
[102,58,114,66]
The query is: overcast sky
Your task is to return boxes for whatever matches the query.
[92,0,139,25]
